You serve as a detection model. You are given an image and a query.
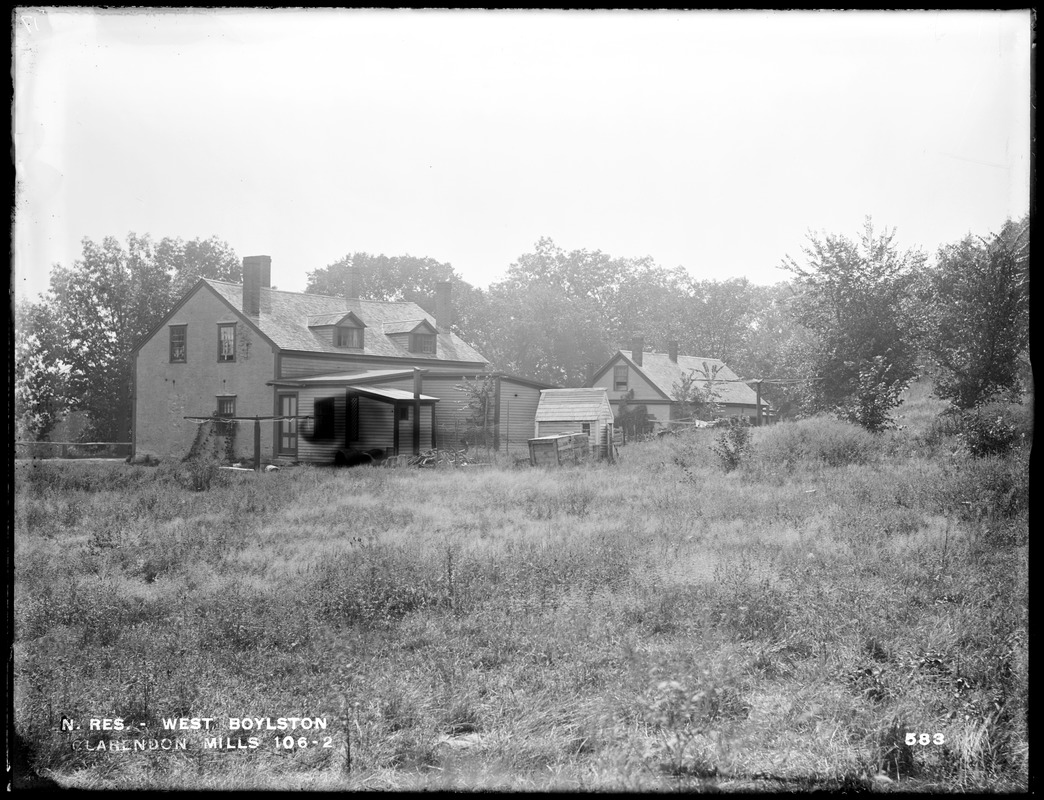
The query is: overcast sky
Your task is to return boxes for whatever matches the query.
[13,9,1031,302]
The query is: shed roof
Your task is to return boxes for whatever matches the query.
[535,388,614,422]
[203,280,487,364]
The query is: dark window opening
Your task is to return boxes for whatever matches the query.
[410,333,436,354]
[398,406,410,421]
[314,397,335,439]
[337,326,363,348]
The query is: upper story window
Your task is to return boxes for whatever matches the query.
[410,333,436,354]
[614,365,628,391]
[337,326,364,348]
[218,323,236,362]
[169,325,187,363]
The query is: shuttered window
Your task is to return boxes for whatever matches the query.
[346,393,359,444]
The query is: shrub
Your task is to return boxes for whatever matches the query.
[711,423,753,473]
[959,402,1031,458]
[755,415,879,469]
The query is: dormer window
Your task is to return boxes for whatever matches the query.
[337,326,364,348]
[410,333,436,354]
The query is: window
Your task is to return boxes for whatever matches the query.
[218,324,236,362]
[410,333,436,354]
[313,397,335,439]
[614,365,628,391]
[169,325,187,362]
[398,406,410,421]
[336,326,364,348]
[216,396,235,435]
[582,423,591,435]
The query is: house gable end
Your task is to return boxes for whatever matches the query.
[591,352,672,402]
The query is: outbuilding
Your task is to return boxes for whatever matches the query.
[533,388,615,459]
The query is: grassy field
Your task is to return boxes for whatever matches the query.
[12,385,1030,791]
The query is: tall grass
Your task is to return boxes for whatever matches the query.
[12,393,1029,790]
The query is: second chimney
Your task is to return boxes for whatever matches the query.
[631,337,644,367]
[668,341,678,363]
[435,281,454,333]
[242,255,270,317]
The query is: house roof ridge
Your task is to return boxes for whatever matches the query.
[201,278,427,306]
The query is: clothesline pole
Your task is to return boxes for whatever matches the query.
[254,416,261,472]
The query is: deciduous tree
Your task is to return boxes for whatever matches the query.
[781,218,923,431]
[917,217,1029,409]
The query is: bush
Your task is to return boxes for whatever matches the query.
[711,423,753,473]
[959,402,1032,458]
[755,415,879,469]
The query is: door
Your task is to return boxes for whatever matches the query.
[277,393,298,457]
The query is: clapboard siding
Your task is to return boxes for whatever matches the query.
[280,354,368,378]
[356,399,395,453]
[498,383,541,455]
[295,389,347,463]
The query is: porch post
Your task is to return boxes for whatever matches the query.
[413,367,422,455]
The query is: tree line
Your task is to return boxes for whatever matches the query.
[15,216,1029,442]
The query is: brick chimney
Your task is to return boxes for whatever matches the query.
[585,362,595,387]
[242,255,271,317]
[668,341,678,363]
[631,337,644,367]
[435,281,454,333]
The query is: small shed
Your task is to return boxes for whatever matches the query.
[533,388,615,459]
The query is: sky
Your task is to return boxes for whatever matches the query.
[13,9,1032,302]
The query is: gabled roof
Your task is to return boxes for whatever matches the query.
[308,311,366,327]
[202,280,487,364]
[382,319,436,335]
[535,388,614,421]
[597,350,760,406]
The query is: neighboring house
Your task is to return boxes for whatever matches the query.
[589,339,767,431]
[533,388,615,458]
[132,256,551,464]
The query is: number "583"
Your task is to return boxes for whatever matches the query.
[906,732,945,746]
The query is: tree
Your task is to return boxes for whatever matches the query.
[671,362,723,422]
[455,374,497,448]
[917,217,1029,409]
[14,300,73,440]
[16,233,241,442]
[305,253,488,338]
[478,280,610,387]
[781,218,923,431]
